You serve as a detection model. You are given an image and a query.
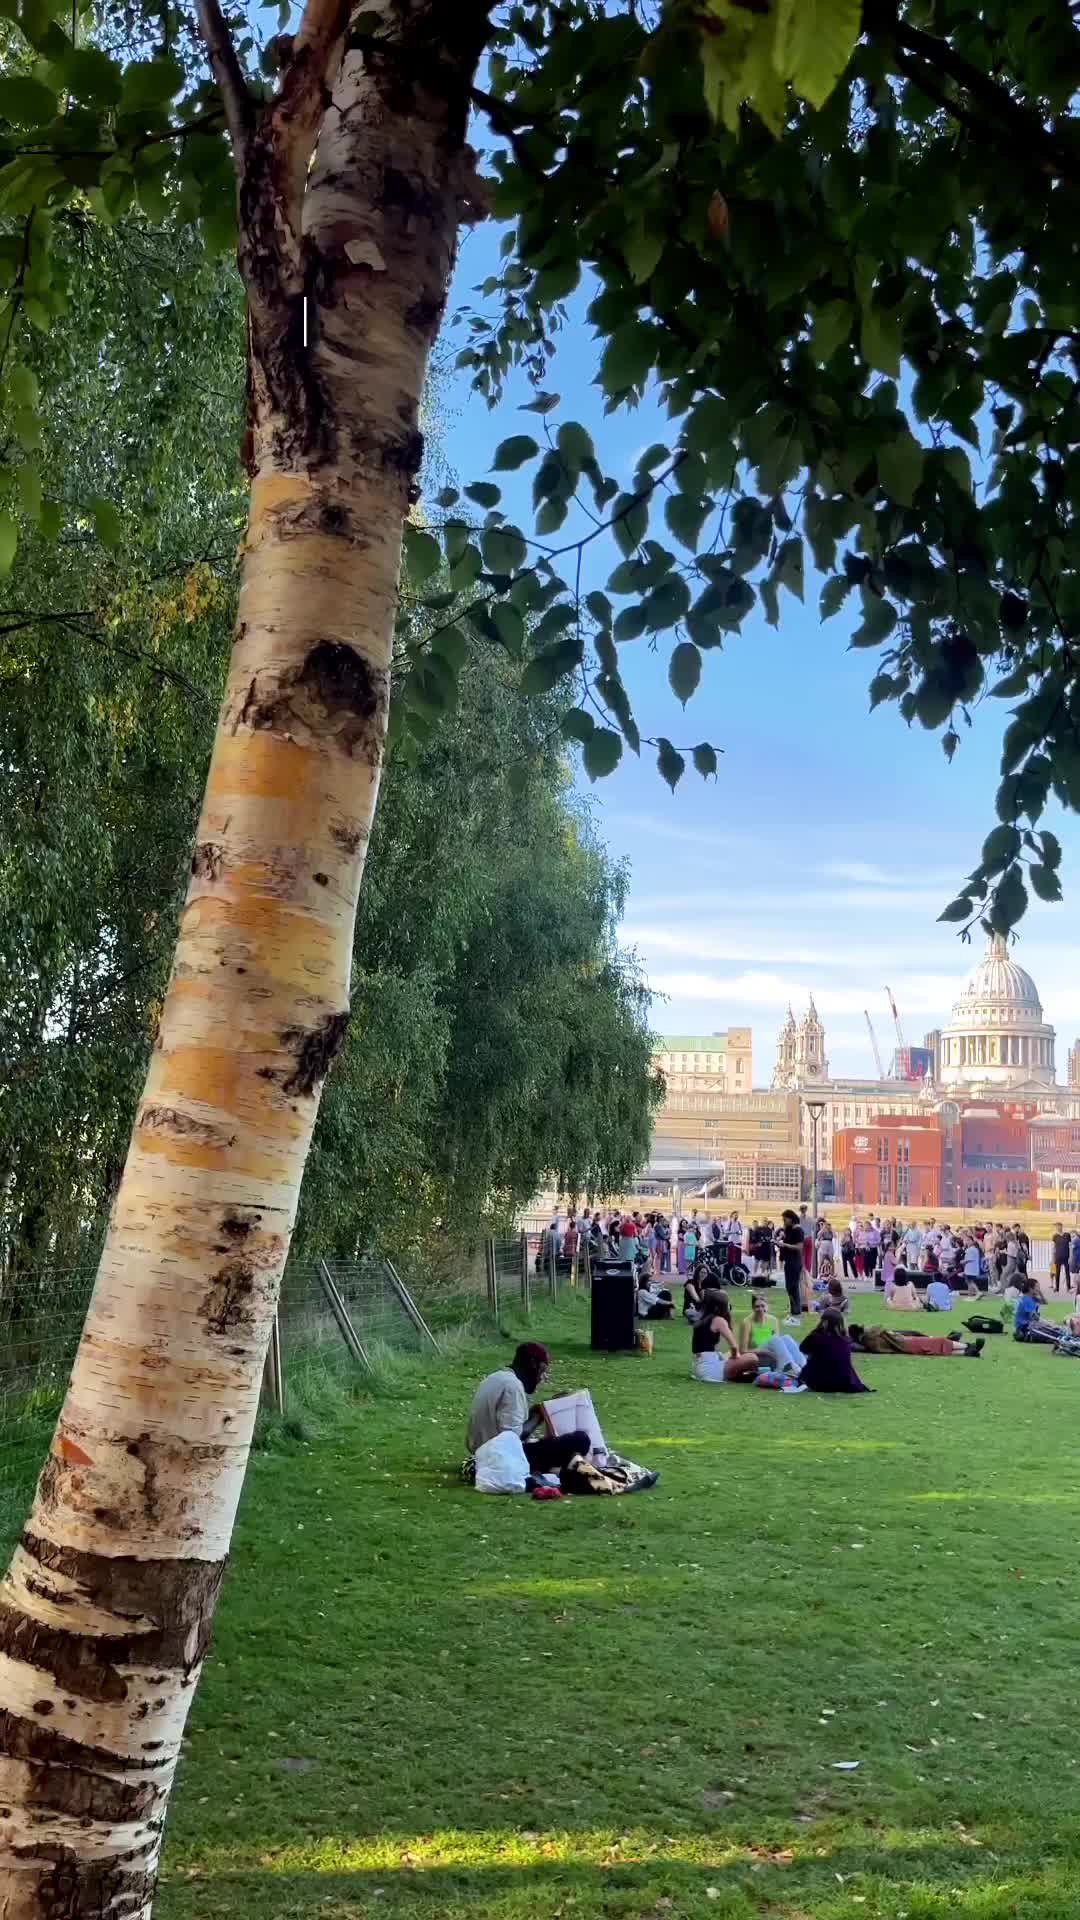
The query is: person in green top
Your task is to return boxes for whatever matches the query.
[739,1294,805,1377]
[740,1293,779,1350]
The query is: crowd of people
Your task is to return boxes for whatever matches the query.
[468,1211,1080,1484]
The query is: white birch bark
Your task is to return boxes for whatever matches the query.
[0,4,489,1912]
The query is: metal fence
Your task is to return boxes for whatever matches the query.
[0,1235,552,1551]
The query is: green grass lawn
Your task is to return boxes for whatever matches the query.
[158,1291,1080,1920]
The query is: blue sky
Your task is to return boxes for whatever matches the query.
[435,213,1080,1084]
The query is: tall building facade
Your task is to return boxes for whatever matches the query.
[646,936,1080,1208]
[653,1030,751,1096]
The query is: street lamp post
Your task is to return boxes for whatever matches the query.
[805,1099,827,1278]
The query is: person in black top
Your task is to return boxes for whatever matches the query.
[778,1208,805,1325]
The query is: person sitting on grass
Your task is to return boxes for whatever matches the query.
[849,1323,984,1357]
[738,1293,805,1377]
[691,1290,804,1386]
[799,1308,872,1393]
[925,1274,954,1313]
[820,1276,851,1317]
[890,1271,922,1311]
[637,1277,674,1320]
[1014,1280,1046,1343]
[466,1342,591,1474]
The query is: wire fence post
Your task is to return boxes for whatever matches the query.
[383,1259,442,1352]
[485,1237,499,1319]
[263,1311,285,1416]
[317,1259,372,1372]
[520,1230,531,1315]
[548,1233,559,1300]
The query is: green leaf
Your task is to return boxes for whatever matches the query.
[482,525,526,573]
[533,603,576,647]
[775,536,804,601]
[644,577,690,630]
[819,575,851,620]
[942,447,972,495]
[6,364,38,409]
[493,434,539,471]
[403,523,441,585]
[668,642,702,706]
[692,743,718,779]
[92,496,123,549]
[990,665,1031,699]
[664,493,707,552]
[464,481,500,508]
[850,592,897,647]
[989,864,1027,933]
[119,54,184,110]
[521,636,583,696]
[599,321,656,395]
[1030,863,1063,903]
[561,708,596,743]
[613,604,648,643]
[656,738,685,792]
[585,590,612,628]
[435,486,459,508]
[810,300,853,362]
[442,519,470,565]
[430,624,468,670]
[12,407,41,452]
[582,727,623,781]
[774,0,861,108]
[15,459,41,522]
[1040,831,1062,870]
[622,223,664,285]
[878,432,925,507]
[860,305,901,378]
[981,823,1021,869]
[55,45,123,105]
[612,493,648,557]
[492,602,524,658]
[0,77,59,123]
[557,421,594,467]
[938,896,974,924]
[0,511,16,575]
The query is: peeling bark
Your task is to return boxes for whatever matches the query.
[0,4,490,1913]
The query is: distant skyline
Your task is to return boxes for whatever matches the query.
[438,197,1079,1084]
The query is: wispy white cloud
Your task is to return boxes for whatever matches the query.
[648,968,964,1019]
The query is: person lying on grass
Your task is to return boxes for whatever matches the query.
[799,1308,872,1393]
[691,1289,804,1385]
[466,1342,592,1474]
[849,1324,985,1358]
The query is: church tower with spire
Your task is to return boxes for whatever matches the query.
[794,995,828,1084]
[772,1006,797,1089]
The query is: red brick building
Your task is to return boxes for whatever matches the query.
[833,1117,943,1208]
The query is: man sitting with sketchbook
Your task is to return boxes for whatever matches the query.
[466,1341,595,1474]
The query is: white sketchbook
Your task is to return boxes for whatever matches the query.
[541,1389,606,1456]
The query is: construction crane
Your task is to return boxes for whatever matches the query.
[885,985,912,1079]
[864,1009,885,1080]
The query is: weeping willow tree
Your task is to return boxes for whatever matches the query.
[1,0,1079,1908]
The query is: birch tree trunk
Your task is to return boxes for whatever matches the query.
[0,5,488,1913]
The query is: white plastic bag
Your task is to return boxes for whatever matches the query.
[474,1431,530,1494]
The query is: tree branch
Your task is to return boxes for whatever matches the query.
[194,0,253,165]
[271,0,352,221]
[866,0,1080,185]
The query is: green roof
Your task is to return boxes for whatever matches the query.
[656,1034,729,1052]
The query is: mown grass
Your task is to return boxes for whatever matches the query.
[158,1290,1080,1920]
